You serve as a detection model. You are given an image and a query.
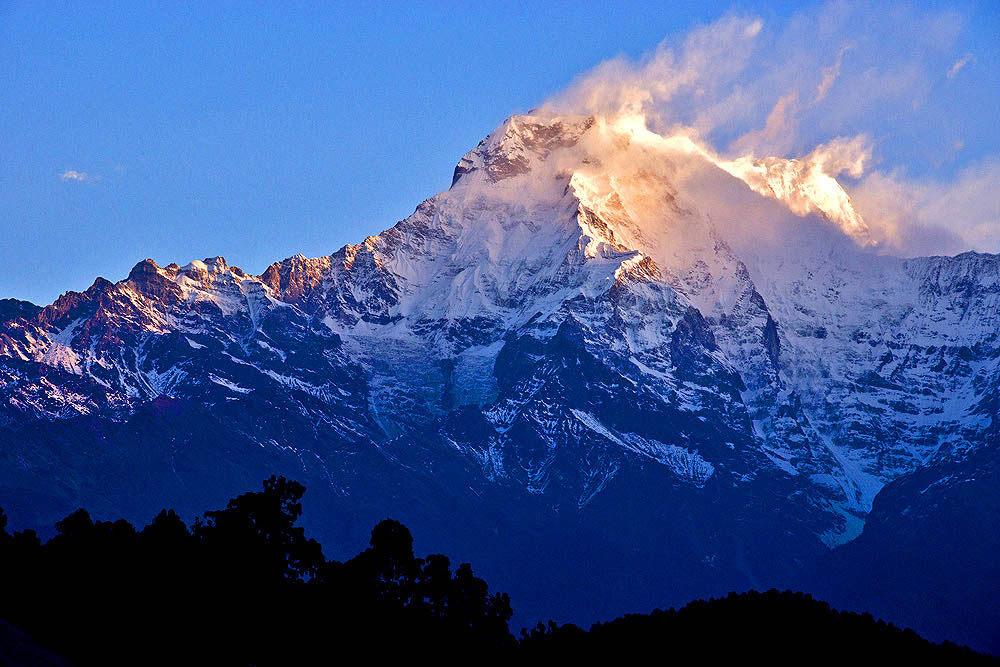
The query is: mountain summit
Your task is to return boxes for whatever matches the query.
[1,113,997,651]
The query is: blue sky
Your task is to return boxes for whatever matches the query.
[1,1,997,305]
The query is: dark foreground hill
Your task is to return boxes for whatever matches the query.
[0,479,992,665]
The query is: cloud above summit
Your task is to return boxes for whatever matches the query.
[541,2,998,257]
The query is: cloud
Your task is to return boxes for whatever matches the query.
[547,4,962,155]
[730,92,800,155]
[850,160,1000,256]
[546,14,765,124]
[946,53,973,79]
[813,45,850,104]
[809,135,871,179]
[538,1,995,256]
[59,170,99,183]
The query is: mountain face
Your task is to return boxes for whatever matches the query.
[1,113,996,648]
[814,437,1000,654]
[0,300,40,325]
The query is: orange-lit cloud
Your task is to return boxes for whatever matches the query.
[538,2,995,256]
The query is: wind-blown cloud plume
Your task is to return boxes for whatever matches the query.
[853,159,1000,255]
[540,2,997,256]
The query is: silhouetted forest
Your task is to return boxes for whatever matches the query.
[0,477,993,664]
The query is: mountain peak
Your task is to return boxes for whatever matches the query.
[451,113,595,187]
[260,253,331,301]
[127,258,160,281]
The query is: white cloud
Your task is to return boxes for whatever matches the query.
[545,14,765,124]
[850,160,1000,256]
[947,53,973,79]
[59,170,99,183]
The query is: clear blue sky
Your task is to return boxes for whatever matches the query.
[2,1,997,305]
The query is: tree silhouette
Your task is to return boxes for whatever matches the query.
[0,479,990,664]
[319,518,514,652]
[194,475,324,584]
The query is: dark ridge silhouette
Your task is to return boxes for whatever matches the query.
[0,478,992,665]
[518,590,997,662]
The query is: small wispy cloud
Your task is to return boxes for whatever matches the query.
[947,53,973,79]
[59,170,99,183]
[814,45,851,104]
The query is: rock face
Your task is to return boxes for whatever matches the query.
[0,112,996,648]
[814,441,1000,654]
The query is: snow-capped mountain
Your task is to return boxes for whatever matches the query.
[1,112,996,647]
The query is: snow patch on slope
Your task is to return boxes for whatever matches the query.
[571,409,714,486]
